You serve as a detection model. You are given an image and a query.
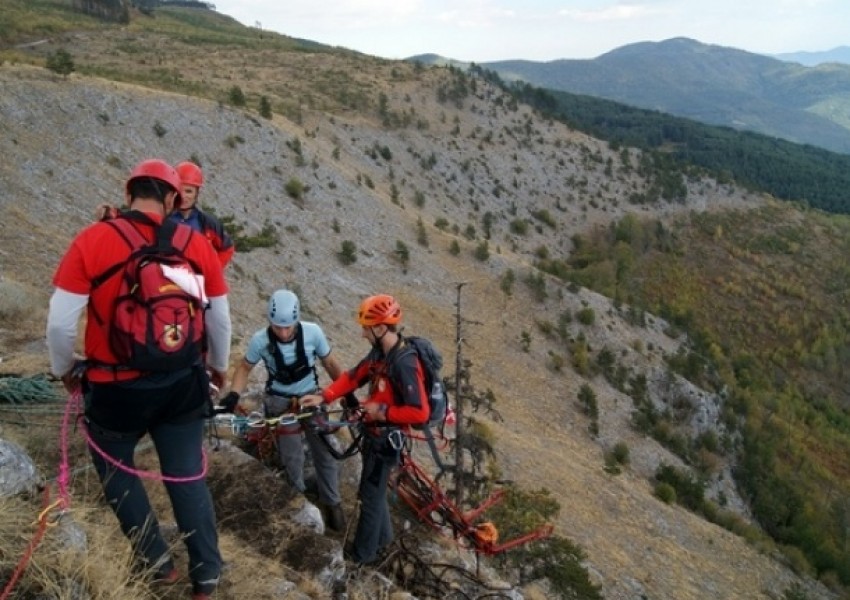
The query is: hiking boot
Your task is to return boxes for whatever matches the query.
[326,502,346,532]
[191,577,218,598]
[152,567,179,585]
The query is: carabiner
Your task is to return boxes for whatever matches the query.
[388,429,404,451]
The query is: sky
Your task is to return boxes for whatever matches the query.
[208,0,849,62]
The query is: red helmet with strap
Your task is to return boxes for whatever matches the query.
[125,159,183,207]
[176,161,204,188]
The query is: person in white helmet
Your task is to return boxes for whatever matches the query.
[218,289,346,531]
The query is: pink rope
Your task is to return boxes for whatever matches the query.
[55,388,82,510]
[76,393,208,484]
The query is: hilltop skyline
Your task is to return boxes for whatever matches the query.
[210,0,849,62]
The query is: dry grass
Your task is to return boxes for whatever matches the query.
[0,495,161,599]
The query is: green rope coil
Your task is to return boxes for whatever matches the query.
[0,374,64,404]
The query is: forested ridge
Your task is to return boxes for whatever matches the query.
[546,204,850,586]
[468,65,850,215]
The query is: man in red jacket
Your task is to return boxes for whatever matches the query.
[172,161,235,268]
[46,158,231,600]
[300,294,429,564]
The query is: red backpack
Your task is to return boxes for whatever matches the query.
[90,212,207,372]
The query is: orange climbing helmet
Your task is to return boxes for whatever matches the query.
[126,159,183,207]
[358,294,402,327]
[176,161,204,188]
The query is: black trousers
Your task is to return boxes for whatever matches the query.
[85,367,221,589]
[350,432,401,564]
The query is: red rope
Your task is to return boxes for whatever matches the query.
[0,385,83,599]
[0,487,53,600]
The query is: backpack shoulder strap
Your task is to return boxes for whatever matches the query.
[386,339,420,401]
[90,216,149,290]
[160,218,195,254]
[267,326,286,374]
[293,322,307,367]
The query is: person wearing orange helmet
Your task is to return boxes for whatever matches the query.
[47,159,231,600]
[300,294,429,564]
[171,161,235,268]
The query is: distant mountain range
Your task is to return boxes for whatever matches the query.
[411,38,850,155]
[773,46,850,66]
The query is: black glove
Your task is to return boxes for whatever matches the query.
[343,393,360,410]
[218,391,240,414]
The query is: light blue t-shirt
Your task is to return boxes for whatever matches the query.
[245,321,331,396]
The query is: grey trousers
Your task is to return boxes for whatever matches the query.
[264,394,341,506]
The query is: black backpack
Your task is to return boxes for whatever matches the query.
[403,335,451,472]
[404,335,448,428]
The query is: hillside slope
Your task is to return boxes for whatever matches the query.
[0,57,834,599]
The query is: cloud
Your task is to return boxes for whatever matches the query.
[257,0,422,30]
[435,6,517,30]
[559,4,667,23]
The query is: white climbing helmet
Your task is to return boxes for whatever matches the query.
[268,290,300,327]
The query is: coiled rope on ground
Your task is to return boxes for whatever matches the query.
[0,374,64,405]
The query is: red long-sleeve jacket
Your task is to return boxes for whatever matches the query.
[321,338,429,426]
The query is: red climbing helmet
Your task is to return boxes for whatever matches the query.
[176,161,204,188]
[358,294,402,327]
[125,159,183,207]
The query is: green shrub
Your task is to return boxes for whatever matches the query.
[338,240,357,265]
[654,464,705,512]
[500,269,515,296]
[228,85,246,106]
[654,482,677,504]
[549,351,565,372]
[224,135,244,148]
[394,240,410,267]
[415,217,429,247]
[509,218,529,235]
[45,49,74,78]
[531,208,557,228]
[234,223,278,251]
[611,441,630,465]
[285,177,305,200]
[577,307,596,325]
[520,331,531,352]
[259,95,272,118]
[578,384,598,419]
[220,217,278,252]
[524,271,547,302]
